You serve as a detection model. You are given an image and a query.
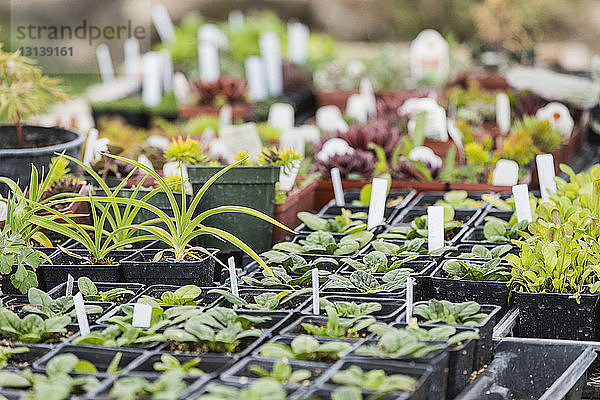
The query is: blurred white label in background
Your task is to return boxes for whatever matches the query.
[287,22,309,64]
[260,32,283,97]
[496,93,511,134]
[142,51,163,107]
[410,29,449,83]
[268,103,295,132]
[245,56,268,101]
[492,159,519,186]
[536,102,574,138]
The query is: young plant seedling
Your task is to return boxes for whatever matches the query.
[77,277,135,304]
[208,288,310,311]
[412,299,489,326]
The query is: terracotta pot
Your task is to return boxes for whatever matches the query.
[178,103,255,120]
[314,89,357,110]
[314,179,448,210]
[272,180,318,242]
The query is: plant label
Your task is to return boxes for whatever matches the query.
[410,29,449,83]
[405,277,414,323]
[280,127,306,157]
[160,50,174,92]
[345,94,368,123]
[151,4,176,43]
[219,123,263,161]
[330,168,345,207]
[219,104,232,129]
[199,41,219,83]
[297,125,321,145]
[229,10,244,30]
[198,24,228,49]
[316,106,348,133]
[536,153,557,201]
[173,72,191,104]
[142,52,163,107]
[400,98,448,140]
[359,78,377,117]
[268,103,295,131]
[512,184,533,222]
[496,93,511,134]
[132,303,153,328]
[260,32,283,97]
[536,102,574,138]
[95,44,115,85]
[492,159,519,186]
[137,154,154,170]
[367,178,388,230]
[73,292,90,336]
[446,119,464,154]
[312,268,320,315]
[316,138,353,162]
[245,56,268,102]
[66,274,74,296]
[427,206,444,251]
[0,194,6,222]
[228,256,239,297]
[124,38,141,85]
[287,22,309,64]
[279,165,299,191]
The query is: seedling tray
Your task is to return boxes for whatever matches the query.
[392,207,482,227]
[48,281,145,303]
[300,295,405,322]
[409,192,487,210]
[215,288,310,313]
[473,209,514,227]
[131,285,222,308]
[279,315,373,340]
[128,351,235,377]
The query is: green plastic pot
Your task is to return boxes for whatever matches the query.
[187,165,279,254]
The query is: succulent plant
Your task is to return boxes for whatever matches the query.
[337,120,401,158]
[313,149,375,180]
[190,76,248,106]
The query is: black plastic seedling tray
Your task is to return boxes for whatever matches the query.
[392,207,482,227]
[409,192,488,210]
[131,285,222,308]
[455,338,596,400]
[279,315,373,340]
[300,295,405,323]
[254,335,359,364]
[48,281,145,303]
[339,258,436,275]
[1,344,52,371]
[129,351,235,377]
[473,209,514,227]
[215,288,310,314]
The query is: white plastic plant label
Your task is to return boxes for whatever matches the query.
[496,93,511,134]
[315,106,348,133]
[219,123,263,161]
[142,52,163,107]
[536,154,557,201]
[367,178,387,230]
[492,159,519,186]
[512,184,533,223]
[287,22,309,64]
[96,44,115,85]
[345,94,368,124]
[410,29,449,83]
[198,24,228,49]
[536,102,574,138]
[312,268,320,315]
[405,277,414,323]
[330,167,345,207]
[245,56,268,102]
[268,103,295,132]
[73,292,90,336]
[279,166,299,192]
[160,50,174,92]
[124,38,141,84]
[219,105,232,129]
[66,274,74,296]
[427,206,444,252]
[199,41,219,83]
[399,98,448,141]
[132,303,153,328]
[359,78,377,118]
[151,4,176,43]
[280,127,306,156]
[228,256,239,297]
[260,32,283,97]
[228,10,244,30]
[173,72,191,104]
[446,119,464,154]
[137,154,154,170]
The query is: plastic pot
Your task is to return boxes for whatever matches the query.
[128,351,234,378]
[254,335,359,364]
[318,189,417,221]
[444,244,518,258]
[40,249,135,291]
[409,192,488,211]
[460,227,515,245]
[300,295,405,323]
[0,125,85,197]
[47,281,145,304]
[187,165,279,254]
[473,209,514,227]
[0,247,60,294]
[131,285,223,308]
[279,315,373,340]
[67,326,163,351]
[455,338,596,400]
[0,344,52,371]
[393,207,482,227]
[339,258,436,276]
[216,288,310,314]
[429,262,512,314]
[514,290,600,341]
[120,248,217,287]
[221,357,329,389]
[347,339,449,400]
[91,108,149,128]
[401,301,501,369]
[34,344,144,377]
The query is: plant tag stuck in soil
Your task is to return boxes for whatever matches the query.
[496,93,511,134]
[260,31,283,97]
[132,303,153,329]
[493,159,519,186]
[142,52,163,107]
[427,206,444,251]
[512,184,533,222]
[151,4,176,43]
[95,44,115,85]
[330,167,345,207]
[66,274,74,296]
[367,178,387,230]
[73,292,90,336]
[406,277,414,323]
[228,257,239,297]
[245,56,267,101]
[287,22,309,64]
[199,41,219,83]
[312,268,320,315]
[536,153,557,201]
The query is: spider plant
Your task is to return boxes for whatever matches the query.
[80,153,294,274]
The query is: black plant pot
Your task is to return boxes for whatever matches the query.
[1,344,52,371]
[514,290,600,341]
[279,315,372,340]
[429,262,512,314]
[473,209,514,227]
[1,248,61,294]
[129,351,234,379]
[40,250,135,291]
[410,192,488,210]
[216,288,310,313]
[0,125,85,197]
[48,281,145,304]
[318,189,417,222]
[392,207,482,227]
[131,284,223,308]
[120,249,217,286]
